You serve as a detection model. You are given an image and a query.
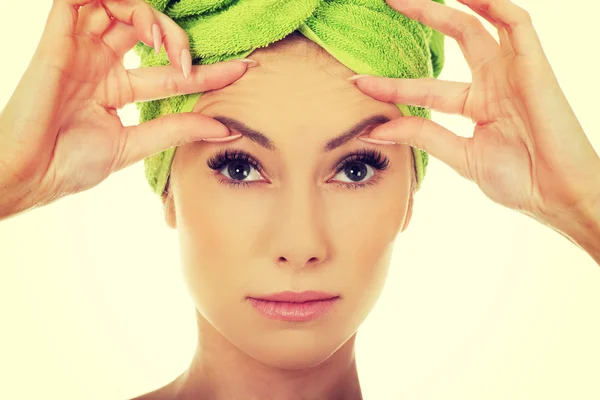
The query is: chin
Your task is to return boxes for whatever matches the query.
[230,327,352,370]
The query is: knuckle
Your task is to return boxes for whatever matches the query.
[516,9,532,25]
[163,73,180,96]
[422,83,436,109]
[390,79,402,103]
[163,24,189,47]
[455,16,486,41]
[163,31,187,54]
[195,70,209,87]
[140,2,156,21]
[130,5,141,24]
[130,3,154,27]
[411,7,426,25]
[177,30,191,47]
[477,0,493,14]
[448,17,470,41]
[504,2,532,27]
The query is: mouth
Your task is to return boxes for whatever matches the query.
[250,290,339,303]
[247,291,340,322]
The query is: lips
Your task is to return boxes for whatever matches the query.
[249,290,339,303]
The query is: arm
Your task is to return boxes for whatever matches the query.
[542,193,600,266]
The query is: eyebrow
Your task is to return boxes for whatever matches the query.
[211,114,392,153]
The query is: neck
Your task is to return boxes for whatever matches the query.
[170,312,363,400]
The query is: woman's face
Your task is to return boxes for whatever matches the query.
[163,35,414,369]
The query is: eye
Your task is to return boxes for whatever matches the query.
[207,149,266,188]
[206,148,390,189]
[331,162,375,185]
[329,148,390,189]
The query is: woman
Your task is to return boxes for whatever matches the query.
[0,0,599,399]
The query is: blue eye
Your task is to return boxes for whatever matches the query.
[206,148,390,189]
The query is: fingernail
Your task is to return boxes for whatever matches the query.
[202,133,242,142]
[358,136,397,145]
[231,58,259,68]
[152,24,162,55]
[181,48,192,80]
[348,74,372,83]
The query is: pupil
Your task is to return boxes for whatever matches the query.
[345,162,366,182]
[228,162,250,180]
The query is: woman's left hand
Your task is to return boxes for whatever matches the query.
[354,0,600,225]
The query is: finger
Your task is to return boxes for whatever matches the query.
[457,0,503,28]
[38,1,81,58]
[114,113,233,172]
[386,0,501,72]
[75,0,113,39]
[151,7,192,78]
[101,0,157,51]
[40,0,155,64]
[102,20,139,56]
[364,116,473,181]
[498,26,514,57]
[101,8,182,58]
[455,0,515,57]
[127,60,254,103]
[351,76,470,116]
[104,0,191,78]
[456,0,544,58]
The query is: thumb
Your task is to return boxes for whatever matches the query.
[114,112,232,172]
[367,116,473,181]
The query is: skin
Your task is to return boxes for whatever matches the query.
[1,0,597,398]
[134,32,416,400]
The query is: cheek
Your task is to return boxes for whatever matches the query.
[330,186,406,254]
[175,189,272,296]
[327,185,406,300]
[331,208,395,296]
[177,188,272,254]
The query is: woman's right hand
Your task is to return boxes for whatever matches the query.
[0,0,254,220]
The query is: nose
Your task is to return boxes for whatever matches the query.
[277,255,321,270]
[271,188,328,271]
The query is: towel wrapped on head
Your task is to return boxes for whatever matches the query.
[134,0,446,197]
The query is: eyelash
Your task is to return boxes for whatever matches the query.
[206,148,390,190]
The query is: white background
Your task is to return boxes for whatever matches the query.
[1,0,599,399]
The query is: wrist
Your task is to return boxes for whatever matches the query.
[0,175,37,221]
[0,186,27,221]
[543,186,600,265]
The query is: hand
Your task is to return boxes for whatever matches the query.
[0,0,253,219]
[355,0,600,223]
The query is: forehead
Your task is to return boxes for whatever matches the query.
[194,39,400,138]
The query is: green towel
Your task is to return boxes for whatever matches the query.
[134,0,445,197]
